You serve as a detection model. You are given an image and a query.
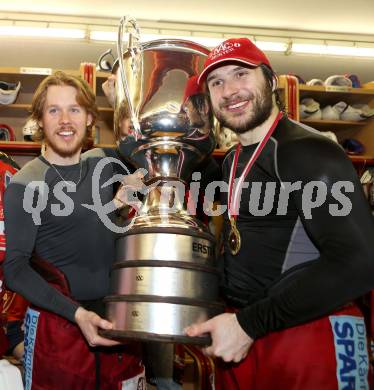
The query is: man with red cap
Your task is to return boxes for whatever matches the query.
[185,38,374,389]
[182,75,213,136]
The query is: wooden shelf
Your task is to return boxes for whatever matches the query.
[299,85,374,95]
[0,143,233,159]
[96,71,111,79]
[0,141,119,154]
[299,85,374,106]
[98,106,114,118]
[0,142,373,166]
[98,107,113,113]
[0,141,42,155]
[0,103,30,109]
[0,67,80,76]
[0,68,80,88]
[301,119,367,129]
[0,104,31,118]
[1,104,112,112]
[0,104,112,121]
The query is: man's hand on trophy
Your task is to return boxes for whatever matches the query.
[74,306,120,347]
[102,74,116,108]
[114,168,146,212]
[184,313,254,363]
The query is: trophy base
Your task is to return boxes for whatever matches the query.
[99,329,211,346]
[106,228,223,346]
[103,296,223,345]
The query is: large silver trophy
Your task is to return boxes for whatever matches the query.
[101,16,223,344]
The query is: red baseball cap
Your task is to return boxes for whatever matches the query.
[182,75,204,104]
[197,38,273,85]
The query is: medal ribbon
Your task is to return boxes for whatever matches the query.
[228,111,283,219]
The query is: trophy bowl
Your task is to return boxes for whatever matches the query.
[100,16,223,345]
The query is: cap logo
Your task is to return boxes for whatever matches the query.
[209,41,241,61]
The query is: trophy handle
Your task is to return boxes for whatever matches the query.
[98,48,115,71]
[117,15,142,140]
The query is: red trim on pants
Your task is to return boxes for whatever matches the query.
[25,256,143,390]
[26,307,143,390]
[215,304,372,390]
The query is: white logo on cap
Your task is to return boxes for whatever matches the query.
[209,42,241,60]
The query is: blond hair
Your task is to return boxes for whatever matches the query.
[30,71,99,147]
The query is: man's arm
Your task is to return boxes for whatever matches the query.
[237,137,374,339]
[4,182,120,347]
[186,137,374,360]
[3,183,79,322]
[101,146,135,174]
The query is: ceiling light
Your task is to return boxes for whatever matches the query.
[0,26,85,39]
[90,30,224,47]
[90,30,117,41]
[90,30,288,52]
[292,43,326,55]
[255,40,288,52]
[292,42,374,57]
[2,14,374,59]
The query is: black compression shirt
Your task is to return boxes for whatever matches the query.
[3,148,130,322]
[220,115,374,339]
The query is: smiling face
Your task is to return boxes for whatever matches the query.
[207,64,273,134]
[39,85,92,164]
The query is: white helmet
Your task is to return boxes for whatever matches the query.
[22,119,39,141]
[0,81,21,105]
[300,98,321,119]
[325,75,352,87]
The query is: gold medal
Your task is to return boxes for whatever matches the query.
[228,217,241,255]
[227,112,283,257]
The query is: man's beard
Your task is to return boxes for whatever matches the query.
[45,128,86,158]
[214,81,273,134]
